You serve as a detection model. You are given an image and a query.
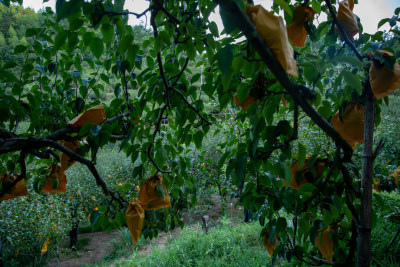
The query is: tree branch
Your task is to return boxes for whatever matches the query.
[217,0,353,162]
[0,138,126,205]
[324,0,364,62]
[151,7,171,109]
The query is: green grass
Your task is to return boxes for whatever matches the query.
[116,219,278,267]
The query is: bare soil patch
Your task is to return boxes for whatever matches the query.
[47,195,244,266]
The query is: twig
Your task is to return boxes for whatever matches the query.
[310,255,338,266]
[122,70,132,110]
[385,226,400,251]
[372,138,385,160]
[104,8,151,19]
[151,8,171,109]
[147,105,171,173]
[170,87,211,125]
[171,58,190,87]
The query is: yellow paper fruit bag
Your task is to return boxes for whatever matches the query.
[287,5,315,47]
[59,140,80,172]
[264,228,277,256]
[233,94,257,110]
[42,164,67,193]
[0,172,28,201]
[336,0,359,41]
[281,96,288,107]
[389,166,400,186]
[246,5,298,77]
[138,174,171,210]
[332,102,364,149]
[125,199,145,245]
[68,104,105,128]
[315,226,334,263]
[372,180,381,193]
[288,156,324,190]
[369,50,400,100]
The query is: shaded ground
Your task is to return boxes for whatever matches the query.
[47,231,119,267]
[47,196,244,267]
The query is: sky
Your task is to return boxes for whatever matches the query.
[22,0,399,35]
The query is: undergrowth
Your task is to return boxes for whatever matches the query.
[116,219,278,267]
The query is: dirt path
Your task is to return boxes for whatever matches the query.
[47,231,119,267]
[47,196,244,267]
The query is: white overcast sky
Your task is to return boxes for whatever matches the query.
[22,0,399,35]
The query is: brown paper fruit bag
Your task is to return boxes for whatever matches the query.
[59,140,80,172]
[0,172,28,201]
[287,5,315,47]
[287,156,324,190]
[246,5,298,77]
[233,94,258,110]
[42,164,67,193]
[264,228,277,256]
[125,199,145,245]
[332,102,364,149]
[138,174,171,210]
[336,0,359,41]
[315,226,334,263]
[68,104,105,128]
[369,50,400,100]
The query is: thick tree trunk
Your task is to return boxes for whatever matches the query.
[357,82,374,267]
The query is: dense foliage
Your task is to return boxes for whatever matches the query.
[0,0,400,266]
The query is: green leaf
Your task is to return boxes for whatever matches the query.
[377,18,390,29]
[127,45,139,66]
[209,21,219,37]
[275,0,293,18]
[343,70,362,93]
[303,62,318,83]
[218,44,233,75]
[101,23,114,43]
[311,0,321,14]
[234,154,247,186]
[237,83,250,103]
[193,131,204,149]
[298,144,306,169]
[299,183,315,195]
[54,30,68,51]
[120,34,134,55]
[281,162,292,188]
[69,18,84,31]
[68,31,78,53]
[0,70,18,82]
[155,184,166,200]
[220,6,237,34]
[90,37,104,59]
[115,211,126,227]
[14,45,27,54]
[155,147,168,166]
